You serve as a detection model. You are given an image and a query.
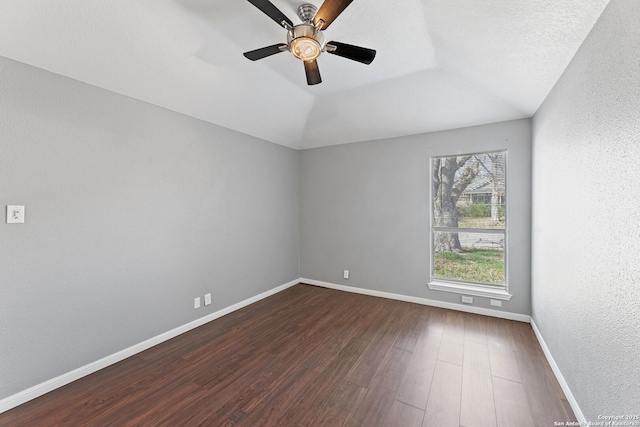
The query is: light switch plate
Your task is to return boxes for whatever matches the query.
[7,205,25,223]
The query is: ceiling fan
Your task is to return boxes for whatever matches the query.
[243,0,376,85]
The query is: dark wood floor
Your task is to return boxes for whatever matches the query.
[0,284,576,426]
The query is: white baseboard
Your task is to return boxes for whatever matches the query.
[529,318,585,423]
[300,278,531,322]
[0,279,299,415]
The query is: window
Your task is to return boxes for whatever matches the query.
[428,151,511,300]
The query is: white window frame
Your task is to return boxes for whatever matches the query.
[428,150,512,301]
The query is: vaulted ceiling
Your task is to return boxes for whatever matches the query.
[0,0,610,149]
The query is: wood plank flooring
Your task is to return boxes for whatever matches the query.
[0,284,576,426]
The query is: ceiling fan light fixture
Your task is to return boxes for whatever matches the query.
[291,36,321,61]
[288,23,326,61]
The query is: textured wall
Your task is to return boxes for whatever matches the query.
[300,119,532,315]
[0,57,300,400]
[532,0,640,419]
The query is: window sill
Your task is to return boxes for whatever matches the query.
[428,281,512,301]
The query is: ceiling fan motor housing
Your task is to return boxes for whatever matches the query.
[297,4,318,23]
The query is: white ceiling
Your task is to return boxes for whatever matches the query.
[0,0,610,150]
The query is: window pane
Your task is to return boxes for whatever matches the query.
[433,152,506,230]
[433,231,505,286]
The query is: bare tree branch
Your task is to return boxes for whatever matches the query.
[452,159,479,203]
[457,155,473,169]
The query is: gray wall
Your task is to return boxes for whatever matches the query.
[300,119,532,315]
[531,0,640,419]
[0,57,300,400]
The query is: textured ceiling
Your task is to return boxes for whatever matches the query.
[0,0,610,149]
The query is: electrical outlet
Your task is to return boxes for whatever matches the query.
[194,297,201,309]
[204,293,212,306]
[490,299,502,307]
[461,296,474,304]
[343,270,349,279]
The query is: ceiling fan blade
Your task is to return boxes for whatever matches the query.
[246,0,294,29]
[313,0,353,30]
[326,41,376,65]
[304,60,322,85]
[243,44,287,61]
